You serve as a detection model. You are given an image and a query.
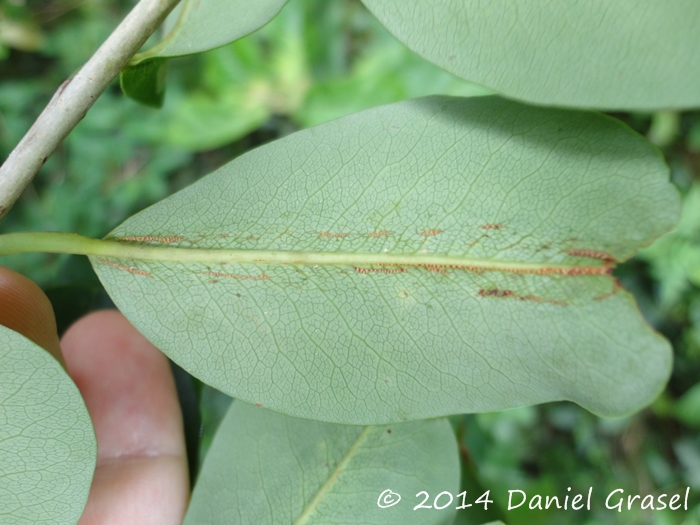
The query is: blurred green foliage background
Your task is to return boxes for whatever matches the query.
[1,1,699,524]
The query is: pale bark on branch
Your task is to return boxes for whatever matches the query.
[0,0,180,219]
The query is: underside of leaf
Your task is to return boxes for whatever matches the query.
[184,401,459,525]
[0,326,96,524]
[362,0,700,110]
[85,96,678,424]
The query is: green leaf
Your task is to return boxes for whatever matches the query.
[183,401,459,525]
[0,326,96,524]
[142,0,289,60]
[120,0,288,105]
[675,383,700,428]
[155,4,307,150]
[119,58,168,108]
[86,96,678,424]
[156,0,490,150]
[639,182,700,308]
[361,0,700,110]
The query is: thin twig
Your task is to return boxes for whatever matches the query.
[0,0,180,219]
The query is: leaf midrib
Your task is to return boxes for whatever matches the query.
[293,426,372,525]
[0,232,611,276]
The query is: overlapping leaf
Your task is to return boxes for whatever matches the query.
[362,0,700,110]
[183,401,459,525]
[90,96,679,424]
[121,0,288,106]
[0,326,95,525]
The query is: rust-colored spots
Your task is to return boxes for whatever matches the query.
[117,235,183,244]
[354,267,407,274]
[199,271,269,281]
[255,403,263,407]
[479,289,515,298]
[352,262,611,277]
[481,224,504,230]
[319,231,349,238]
[421,265,447,274]
[557,266,611,276]
[368,230,392,237]
[478,288,566,306]
[425,264,610,276]
[420,229,442,237]
[246,235,259,241]
[96,259,152,277]
[567,249,616,263]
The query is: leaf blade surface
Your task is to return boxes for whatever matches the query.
[91,96,679,423]
[120,0,288,104]
[362,0,700,110]
[0,326,96,525]
[183,401,459,525]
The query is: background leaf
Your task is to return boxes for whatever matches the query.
[152,0,490,151]
[0,326,95,525]
[120,0,289,104]
[639,181,700,308]
[183,401,459,525]
[119,58,168,108]
[90,96,679,424]
[361,0,700,110]
[142,0,290,60]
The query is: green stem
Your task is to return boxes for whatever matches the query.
[0,232,611,276]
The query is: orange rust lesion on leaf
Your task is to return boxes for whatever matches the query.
[479,289,515,298]
[420,229,442,237]
[96,259,153,277]
[393,263,610,276]
[319,231,349,238]
[116,235,184,244]
[367,230,392,237]
[478,288,566,306]
[355,262,612,276]
[198,271,269,281]
[522,265,611,276]
[481,224,504,230]
[421,265,447,274]
[354,267,407,274]
[246,235,260,241]
[567,249,616,263]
